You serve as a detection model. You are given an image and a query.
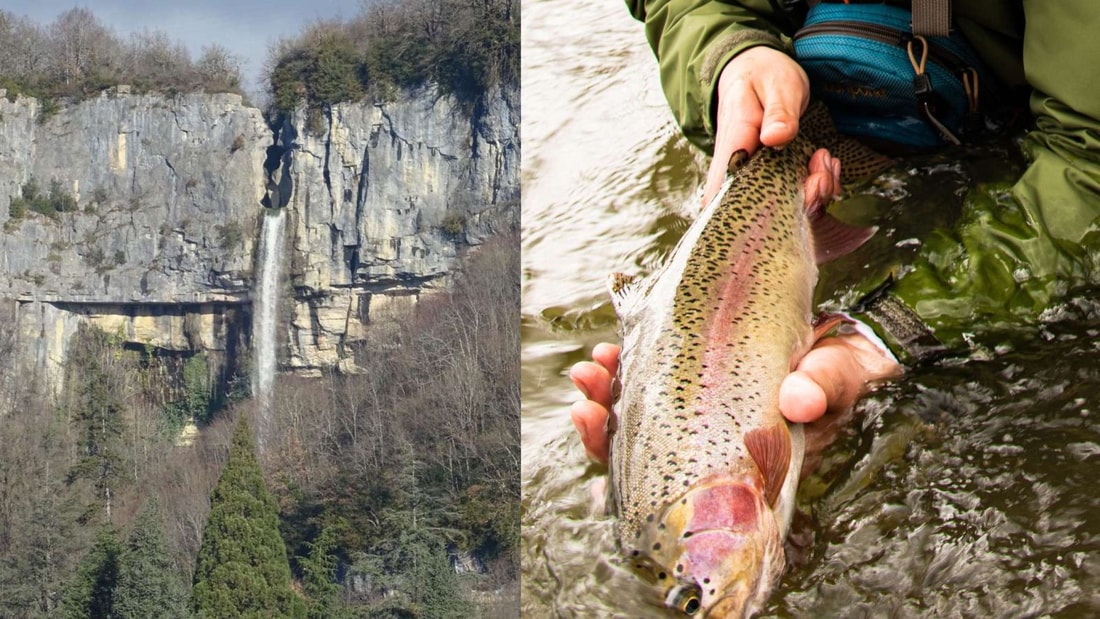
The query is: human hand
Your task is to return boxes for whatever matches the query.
[569,333,901,464]
[703,46,810,206]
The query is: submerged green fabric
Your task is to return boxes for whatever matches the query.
[627,0,1100,359]
[882,0,1100,357]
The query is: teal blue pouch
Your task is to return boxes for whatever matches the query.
[793,2,995,148]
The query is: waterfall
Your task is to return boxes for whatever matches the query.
[253,208,286,444]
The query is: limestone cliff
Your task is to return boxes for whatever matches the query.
[0,84,519,383]
[275,86,519,371]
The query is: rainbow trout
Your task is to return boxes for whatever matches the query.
[607,108,879,618]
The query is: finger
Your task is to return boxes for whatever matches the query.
[591,342,621,380]
[704,79,764,206]
[778,369,828,423]
[780,339,858,423]
[569,360,614,410]
[755,68,809,148]
[571,399,610,464]
[702,154,729,208]
[780,335,886,423]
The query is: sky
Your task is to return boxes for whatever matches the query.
[4,0,369,100]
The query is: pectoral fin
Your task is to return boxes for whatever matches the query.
[810,213,876,264]
[811,312,851,340]
[744,422,792,508]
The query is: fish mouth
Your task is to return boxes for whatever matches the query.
[643,526,767,618]
[659,566,755,618]
[631,480,785,617]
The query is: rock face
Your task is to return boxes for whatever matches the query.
[276,86,519,371]
[0,84,519,383]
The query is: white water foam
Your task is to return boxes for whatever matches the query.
[253,208,286,446]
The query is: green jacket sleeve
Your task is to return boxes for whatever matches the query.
[625,0,794,153]
[858,1,1100,363]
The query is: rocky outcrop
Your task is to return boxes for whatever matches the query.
[0,83,519,383]
[273,85,519,372]
[0,89,267,385]
[0,89,268,303]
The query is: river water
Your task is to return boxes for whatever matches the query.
[520,1,1100,617]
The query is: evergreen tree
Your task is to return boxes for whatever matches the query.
[299,523,342,619]
[113,497,191,619]
[61,527,120,619]
[192,416,304,618]
[357,444,473,618]
[415,544,469,619]
[66,324,129,522]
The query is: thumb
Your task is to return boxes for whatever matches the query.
[758,101,801,148]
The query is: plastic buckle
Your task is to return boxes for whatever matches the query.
[912,73,933,101]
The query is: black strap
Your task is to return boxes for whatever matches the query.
[850,279,947,363]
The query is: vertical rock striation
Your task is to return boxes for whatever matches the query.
[0,88,268,385]
[274,84,519,372]
[0,83,519,383]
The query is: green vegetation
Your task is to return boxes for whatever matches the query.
[0,8,244,110]
[163,352,213,431]
[0,233,519,615]
[215,222,244,251]
[65,324,130,521]
[58,500,192,619]
[113,499,191,619]
[192,417,304,618]
[268,235,520,615]
[267,0,517,114]
[61,528,121,619]
[8,177,77,221]
[298,523,342,619]
[441,211,466,237]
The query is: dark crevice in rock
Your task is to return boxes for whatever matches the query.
[348,145,369,282]
[263,118,296,209]
[321,108,334,202]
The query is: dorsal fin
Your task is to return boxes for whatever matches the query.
[744,422,792,507]
[607,272,640,319]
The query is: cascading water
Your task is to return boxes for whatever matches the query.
[252,208,286,446]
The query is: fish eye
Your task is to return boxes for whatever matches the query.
[671,585,702,616]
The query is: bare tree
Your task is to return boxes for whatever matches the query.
[195,44,242,92]
[48,8,120,91]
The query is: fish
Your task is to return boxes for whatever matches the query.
[606,106,884,618]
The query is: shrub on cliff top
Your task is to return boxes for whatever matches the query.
[0,8,244,103]
[266,0,517,114]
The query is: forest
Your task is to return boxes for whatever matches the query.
[266,0,518,113]
[0,8,243,105]
[0,0,520,118]
[0,2,519,617]
[0,235,519,618]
